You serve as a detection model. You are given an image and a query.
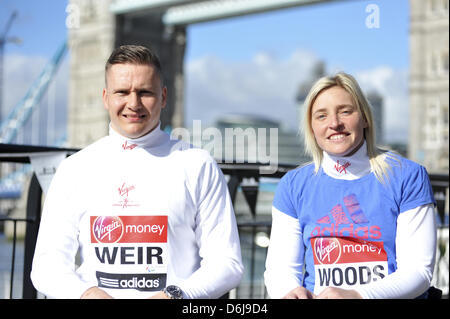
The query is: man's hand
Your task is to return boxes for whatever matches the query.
[80,287,114,299]
[148,291,170,299]
[315,287,362,299]
[282,287,316,299]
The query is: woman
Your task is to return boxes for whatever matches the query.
[264,72,437,299]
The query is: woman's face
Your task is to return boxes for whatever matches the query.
[310,86,367,157]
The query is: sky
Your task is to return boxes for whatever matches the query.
[0,0,410,145]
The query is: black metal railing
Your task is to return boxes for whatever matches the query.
[0,216,33,298]
[0,143,78,299]
[0,144,448,299]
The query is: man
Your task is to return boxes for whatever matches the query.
[31,45,244,299]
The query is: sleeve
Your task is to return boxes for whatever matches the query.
[272,172,297,219]
[30,160,95,298]
[355,203,437,299]
[264,207,304,298]
[399,164,436,213]
[177,158,244,299]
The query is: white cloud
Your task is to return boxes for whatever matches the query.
[185,51,409,143]
[2,55,46,115]
[185,49,321,131]
[355,67,409,143]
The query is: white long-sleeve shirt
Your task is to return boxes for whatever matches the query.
[264,143,437,299]
[31,125,243,299]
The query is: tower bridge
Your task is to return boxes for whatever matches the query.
[0,0,337,205]
[67,0,339,147]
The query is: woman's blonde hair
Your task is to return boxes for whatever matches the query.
[302,72,397,183]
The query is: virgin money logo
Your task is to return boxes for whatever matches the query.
[313,237,341,265]
[90,215,168,244]
[92,216,124,243]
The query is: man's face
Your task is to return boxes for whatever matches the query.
[102,63,167,139]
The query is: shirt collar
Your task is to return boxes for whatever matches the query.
[108,122,168,150]
[321,140,371,180]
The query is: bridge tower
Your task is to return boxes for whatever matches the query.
[67,0,186,147]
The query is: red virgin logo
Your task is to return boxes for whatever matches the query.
[122,141,137,150]
[118,183,135,197]
[334,160,350,174]
[91,216,124,243]
[313,237,341,265]
[114,183,138,208]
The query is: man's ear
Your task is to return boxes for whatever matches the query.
[102,88,109,110]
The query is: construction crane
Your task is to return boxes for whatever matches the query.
[0,41,67,144]
[0,11,21,125]
[0,41,68,199]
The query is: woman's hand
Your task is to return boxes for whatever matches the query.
[282,286,316,299]
[315,287,362,299]
[282,286,362,299]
